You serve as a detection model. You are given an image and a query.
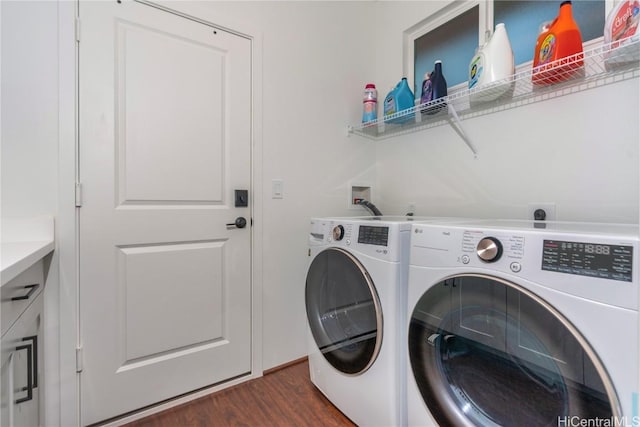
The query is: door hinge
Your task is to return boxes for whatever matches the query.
[76,346,83,373]
[75,182,83,207]
[75,17,81,43]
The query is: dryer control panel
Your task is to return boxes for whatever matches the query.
[410,221,639,311]
[541,239,633,282]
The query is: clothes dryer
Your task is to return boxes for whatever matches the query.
[406,220,639,427]
[306,216,436,426]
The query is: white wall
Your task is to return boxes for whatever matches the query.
[164,1,377,370]
[1,1,61,424]
[255,2,376,369]
[373,1,639,223]
[1,1,59,217]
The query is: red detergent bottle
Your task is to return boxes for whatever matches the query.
[532,1,584,86]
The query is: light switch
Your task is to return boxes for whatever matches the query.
[272,179,284,199]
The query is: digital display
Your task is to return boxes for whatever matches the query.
[541,240,633,282]
[358,226,389,246]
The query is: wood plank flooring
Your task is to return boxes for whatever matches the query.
[122,359,356,427]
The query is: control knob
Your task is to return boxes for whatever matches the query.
[332,225,345,241]
[476,237,503,262]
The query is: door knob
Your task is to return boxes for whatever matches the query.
[227,217,247,229]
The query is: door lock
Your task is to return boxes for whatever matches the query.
[235,190,249,207]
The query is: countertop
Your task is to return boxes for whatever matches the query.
[1,216,55,287]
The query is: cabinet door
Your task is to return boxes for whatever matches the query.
[0,294,43,427]
[1,260,44,337]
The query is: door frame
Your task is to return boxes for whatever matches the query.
[57,1,264,425]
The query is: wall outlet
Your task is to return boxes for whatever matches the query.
[527,203,556,221]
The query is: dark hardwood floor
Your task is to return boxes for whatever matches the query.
[122,359,356,427]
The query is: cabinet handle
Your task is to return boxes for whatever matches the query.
[22,336,38,388]
[11,284,39,301]
[14,343,33,404]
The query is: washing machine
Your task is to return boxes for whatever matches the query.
[406,219,639,427]
[305,216,421,426]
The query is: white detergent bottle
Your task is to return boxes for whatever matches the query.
[468,23,515,104]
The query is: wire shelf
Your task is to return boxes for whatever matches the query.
[350,37,640,142]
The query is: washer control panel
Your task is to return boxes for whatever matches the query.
[358,225,390,246]
[310,219,410,262]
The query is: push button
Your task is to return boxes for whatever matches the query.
[510,262,522,273]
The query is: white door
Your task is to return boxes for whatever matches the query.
[78,1,252,424]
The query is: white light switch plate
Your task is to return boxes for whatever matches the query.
[272,179,284,199]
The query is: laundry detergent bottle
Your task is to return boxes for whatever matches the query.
[468,23,515,104]
[423,60,447,115]
[532,1,584,86]
[419,72,433,106]
[383,77,414,123]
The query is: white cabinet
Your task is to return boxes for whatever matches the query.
[0,216,53,427]
[1,262,45,427]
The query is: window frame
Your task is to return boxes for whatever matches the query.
[404,1,487,96]
[404,0,616,96]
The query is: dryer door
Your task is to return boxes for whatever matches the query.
[408,274,618,426]
[305,247,382,375]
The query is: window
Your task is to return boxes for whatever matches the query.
[413,5,479,91]
[494,0,606,65]
[407,0,607,94]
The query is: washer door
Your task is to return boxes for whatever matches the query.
[305,247,383,375]
[409,274,619,426]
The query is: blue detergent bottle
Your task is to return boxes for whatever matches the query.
[384,78,414,123]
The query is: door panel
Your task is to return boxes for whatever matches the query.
[116,18,225,204]
[118,241,225,362]
[79,1,252,424]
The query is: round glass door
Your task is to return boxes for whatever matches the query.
[305,247,382,375]
[408,274,618,426]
